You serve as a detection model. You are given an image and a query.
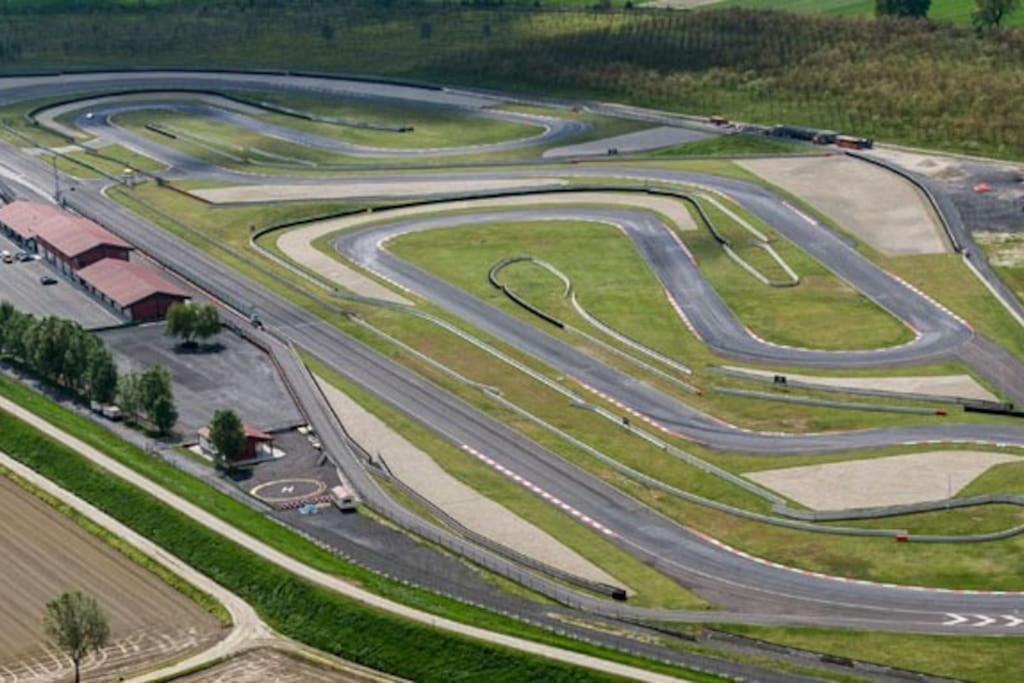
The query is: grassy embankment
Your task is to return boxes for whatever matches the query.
[719,624,1022,683]
[0,373,717,682]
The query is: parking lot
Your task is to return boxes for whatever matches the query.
[99,322,305,436]
[0,233,121,328]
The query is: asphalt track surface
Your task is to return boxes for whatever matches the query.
[4,72,1024,641]
[73,99,589,159]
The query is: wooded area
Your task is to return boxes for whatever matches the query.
[0,3,1021,156]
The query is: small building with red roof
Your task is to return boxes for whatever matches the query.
[197,422,274,465]
[76,259,189,322]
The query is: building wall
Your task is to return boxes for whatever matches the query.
[37,239,131,274]
[72,245,131,270]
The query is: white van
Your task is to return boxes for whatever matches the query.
[330,484,356,512]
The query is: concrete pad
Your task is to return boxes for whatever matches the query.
[193,178,567,204]
[748,450,1020,511]
[739,156,947,255]
[277,190,697,305]
[543,125,710,159]
[315,376,625,588]
[724,367,997,402]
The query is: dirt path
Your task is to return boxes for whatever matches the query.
[0,397,684,682]
[316,377,625,588]
[276,191,697,304]
[747,450,1020,510]
[193,178,566,204]
[739,156,947,255]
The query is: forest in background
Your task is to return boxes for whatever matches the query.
[0,2,1021,158]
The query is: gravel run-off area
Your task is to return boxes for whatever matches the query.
[747,450,1020,511]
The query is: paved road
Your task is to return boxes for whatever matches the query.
[4,72,1024,644]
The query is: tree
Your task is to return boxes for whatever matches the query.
[43,591,109,683]
[86,346,119,404]
[193,304,221,342]
[150,393,178,436]
[972,0,1020,30]
[117,371,144,424]
[165,302,219,346]
[164,302,198,345]
[139,366,176,434]
[876,0,931,17]
[209,408,245,469]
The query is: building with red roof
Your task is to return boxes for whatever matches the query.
[35,215,133,273]
[197,422,274,465]
[76,259,189,322]
[0,199,133,272]
[0,200,68,249]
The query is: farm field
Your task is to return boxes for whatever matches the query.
[0,474,221,682]
[177,648,372,682]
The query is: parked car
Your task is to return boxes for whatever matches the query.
[15,251,30,262]
[1,253,12,264]
[39,274,57,285]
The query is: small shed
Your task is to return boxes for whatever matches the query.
[198,422,274,465]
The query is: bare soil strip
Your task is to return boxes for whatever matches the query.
[723,367,997,402]
[747,450,1020,511]
[193,178,567,204]
[174,647,383,683]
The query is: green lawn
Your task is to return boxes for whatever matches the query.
[719,624,1023,683]
[654,134,808,157]
[237,89,545,150]
[710,0,1024,26]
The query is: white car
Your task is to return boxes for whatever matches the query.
[85,112,94,120]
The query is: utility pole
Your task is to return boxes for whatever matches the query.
[51,153,61,204]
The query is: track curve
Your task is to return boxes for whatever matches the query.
[4,71,1024,645]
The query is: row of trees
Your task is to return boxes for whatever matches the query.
[0,301,178,436]
[0,302,118,404]
[118,366,177,436]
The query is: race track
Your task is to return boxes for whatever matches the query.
[3,70,1024,652]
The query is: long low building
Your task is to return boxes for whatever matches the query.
[1,199,189,321]
[77,258,190,322]
[0,200,68,249]
[0,199,133,273]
